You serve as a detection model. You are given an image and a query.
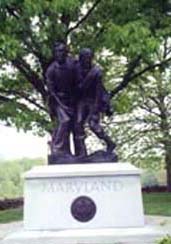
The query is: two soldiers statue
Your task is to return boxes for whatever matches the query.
[46,42,117,164]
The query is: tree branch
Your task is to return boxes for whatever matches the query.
[23,39,48,71]
[0,95,51,131]
[66,0,102,36]
[111,56,171,98]
[12,58,47,101]
[0,95,11,103]
[0,94,32,112]
[5,8,49,86]
[5,4,21,19]
[110,55,141,97]
[134,116,160,125]
[0,88,47,112]
[163,37,168,59]
[139,104,160,117]
[131,57,171,82]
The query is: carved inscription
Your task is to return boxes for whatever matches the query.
[40,179,124,193]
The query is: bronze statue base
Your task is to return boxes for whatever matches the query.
[48,150,118,165]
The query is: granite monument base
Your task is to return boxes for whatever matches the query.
[3,163,156,244]
[23,163,144,230]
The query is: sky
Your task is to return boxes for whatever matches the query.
[0,125,48,160]
[0,65,48,160]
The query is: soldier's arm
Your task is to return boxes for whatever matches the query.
[94,68,103,110]
[46,63,73,113]
[95,68,113,116]
[46,64,55,94]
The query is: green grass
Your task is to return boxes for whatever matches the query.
[0,208,23,223]
[143,193,171,216]
[0,193,171,224]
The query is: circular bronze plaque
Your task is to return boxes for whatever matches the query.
[71,196,96,222]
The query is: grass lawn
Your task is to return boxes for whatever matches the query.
[143,192,171,216]
[0,208,23,224]
[0,193,171,224]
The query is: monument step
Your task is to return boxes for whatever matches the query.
[2,226,165,244]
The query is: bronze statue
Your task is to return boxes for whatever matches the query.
[46,42,75,156]
[46,43,117,164]
[74,48,116,157]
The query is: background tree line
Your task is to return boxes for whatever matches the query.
[0,158,44,198]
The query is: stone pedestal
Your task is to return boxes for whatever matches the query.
[5,163,163,244]
[24,163,144,230]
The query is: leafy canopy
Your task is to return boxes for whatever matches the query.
[0,0,171,135]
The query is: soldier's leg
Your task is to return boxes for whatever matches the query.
[73,102,87,157]
[53,106,71,155]
[89,113,116,152]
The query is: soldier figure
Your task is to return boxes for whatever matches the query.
[74,48,116,157]
[46,42,75,156]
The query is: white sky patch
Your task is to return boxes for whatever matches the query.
[0,63,17,78]
[0,125,47,160]
[31,16,40,33]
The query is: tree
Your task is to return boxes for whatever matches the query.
[1,0,171,188]
[0,158,44,198]
[107,37,171,191]
[0,0,171,132]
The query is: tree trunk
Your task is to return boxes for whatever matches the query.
[165,147,171,192]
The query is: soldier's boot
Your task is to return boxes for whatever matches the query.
[96,132,116,153]
[74,138,87,157]
[106,138,116,153]
[89,120,116,153]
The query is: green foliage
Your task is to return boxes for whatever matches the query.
[106,20,160,58]
[114,90,136,113]
[157,235,171,244]
[0,158,45,199]
[119,62,171,188]
[0,0,171,135]
[141,170,159,187]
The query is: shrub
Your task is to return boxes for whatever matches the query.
[0,158,45,199]
[141,170,159,187]
[157,235,171,244]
